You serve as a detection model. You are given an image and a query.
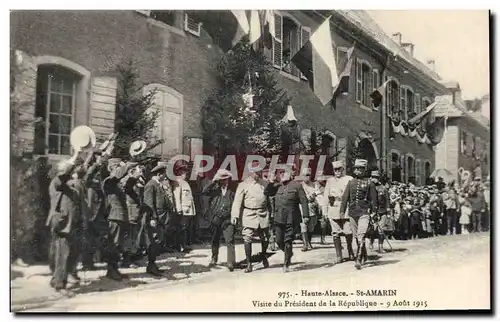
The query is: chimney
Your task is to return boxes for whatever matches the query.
[392,32,402,45]
[401,42,415,56]
[426,59,435,71]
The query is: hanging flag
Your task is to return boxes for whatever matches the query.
[264,10,275,39]
[426,117,446,145]
[248,10,262,44]
[231,10,251,46]
[332,45,355,98]
[408,98,440,126]
[290,17,337,106]
[283,104,298,123]
[370,79,391,108]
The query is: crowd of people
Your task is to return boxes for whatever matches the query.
[45,132,491,297]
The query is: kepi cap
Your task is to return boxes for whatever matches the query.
[332,160,344,169]
[354,159,368,168]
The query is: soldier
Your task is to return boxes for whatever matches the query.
[46,154,83,296]
[323,160,355,264]
[299,168,320,252]
[102,158,136,280]
[142,161,172,276]
[172,163,196,253]
[368,170,391,253]
[82,148,109,270]
[265,165,310,273]
[202,169,236,271]
[231,160,271,273]
[121,162,145,268]
[339,159,378,270]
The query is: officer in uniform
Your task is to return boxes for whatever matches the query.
[265,165,310,273]
[231,161,270,273]
[142,161,172,276]
[323,160,354,264]
[368,170,390,253]
[339,159,378,270]
[103,158,136,280]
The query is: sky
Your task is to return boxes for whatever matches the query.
[366,10,490,100]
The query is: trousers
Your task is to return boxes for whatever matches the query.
[349,214,370,242]
[49,232,80,290]
[210,220,235,264]
[106,220,126,266]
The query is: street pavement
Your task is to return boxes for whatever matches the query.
[12,232,490,312]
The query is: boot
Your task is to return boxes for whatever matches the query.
[354,240,362,270]
[361,242,368,265]
[283,242,293,273]
[301,232,310,252]
[209,248,218,267]
[333,237,343,264]
[378,236,386,253]
[244,243,253,273]
[106,264,123,281]
[345,235,355,260]
[227,244,236,272]
[261,240,269,268]
[307,233,314,249]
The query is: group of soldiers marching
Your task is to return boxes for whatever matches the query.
[45,124,395,296]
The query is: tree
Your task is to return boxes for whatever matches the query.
[202,37,290,161]
[113,60,161,159]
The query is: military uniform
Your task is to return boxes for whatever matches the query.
[102,159,130,280]
[339,159,377,269]
[231,175,270,273]
[122,173,143,267]
[203,169,236,271]
[368,171,391,253]
[265,179,309,272]
[324,164,354,263]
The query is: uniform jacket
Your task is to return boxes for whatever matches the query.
[46,174,82,235]
[339,177,378,218]
[231,176,269,229]
[143,178,173,224]
[264,180,309,225]
[376,184,390,214]
[173,179,196,216]
[323,175,353,220]
[125,176,143,224]
[85,163,106,223]
[202,181,235,225]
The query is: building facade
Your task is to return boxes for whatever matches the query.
[434,83,490,182]
[11,10,453,185]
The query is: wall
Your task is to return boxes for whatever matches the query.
[11,10,222,155]
[435,124,460,180]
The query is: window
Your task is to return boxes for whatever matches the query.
[272,12,310,79]
[144,85,184,157]
[355,60,372,106]
[414,93,421,120]
[390,150,402,182]
[385,78,400,118]
[461,131,467,154]
[400,86,414,121]
[150,10,176,26]
[372,69,380,110]
[282,17,300,77]
[407,154,415,184]
[415,159,421,186]
[35,65,79,155]
[184,13,202,36]
[424,161,431,185]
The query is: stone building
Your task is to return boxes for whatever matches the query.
[11,10,456,185]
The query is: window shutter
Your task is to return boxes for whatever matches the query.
[400,86,405,120]
[385,76,392,117]
[299,27,310,80]
[90,77,117,141]
[12,50,37,155]
[365,64,372,106]
[272,12,283,69]
[337,137,347,165]
[184,13,201,36]
[415,159,421,186]
[355,59,362,102]
[388,153,392,182]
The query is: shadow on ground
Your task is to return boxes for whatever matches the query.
[70,277,148,295]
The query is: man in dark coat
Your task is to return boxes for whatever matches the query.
[368,171,391,253]
[46,155,84,296]
[468,184,487,233]
[203,169,236,271]
[142,161,172,276]
[102,159,135,280]
[340,159,378,270]
[264,165,310,273]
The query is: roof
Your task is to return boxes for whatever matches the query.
[336,10,442,82]
[434,95,490,129]
[440,80,460,90]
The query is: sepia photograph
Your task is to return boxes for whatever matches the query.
[9,7,491,313]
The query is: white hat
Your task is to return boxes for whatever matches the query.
[70,125,96,151]
[214,169,232,180]
[332,160,344,169]
[354,159,368,168]
[129,140,147,157]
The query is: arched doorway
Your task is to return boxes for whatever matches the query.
[391,152,402,182]
[358,138,378,171]
[424,161,432,185]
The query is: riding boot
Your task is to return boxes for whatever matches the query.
[378,235,385,253]
[307,233,314,249]
[354,239,362,270]
[301,232,309,252]
[261,239,269,268]
[333,236,343,264]
[283,242,293,273]
[244,243,253,273]
[345,234,355,260]
[361,241,368,265]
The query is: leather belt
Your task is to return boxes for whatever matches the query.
[244,206,266,210]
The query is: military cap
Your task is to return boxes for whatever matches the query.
[371,170,380,177]
[332,160,344,169]
[354,159,368,168]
